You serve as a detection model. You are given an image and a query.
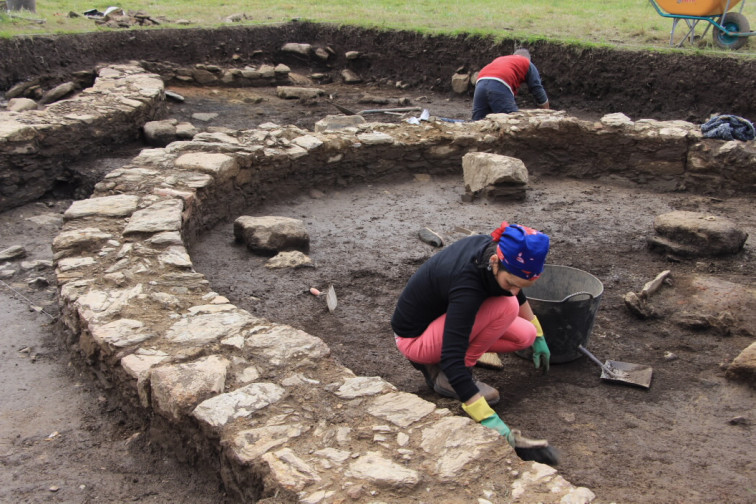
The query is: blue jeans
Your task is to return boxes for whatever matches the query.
[472,79,518,120]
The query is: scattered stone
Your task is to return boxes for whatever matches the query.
[143,119,178,146]
[313,47,330,61]
[640,270,672,299]
[7,97,37,112]
[165,90,185,102]
[38,81,76,105]
[313,114,365,132]
[623,291,655,319]
[341,69,363,84]
[175,122,199,139]
[451,72,471,94]
[358,94,389,105]
[325,284,337,313]
[648,211,748,257]
[26,213,63,227]
[418,227,444,248]
[20,259,52,270]
[728,416,750,426]
[266,250,313,269]
[192,112,218,122]
[345,51,360,60]
[0,245,26,261]
[276,86,324,100]
[281,42,312,57]
[663,351,678,361]
[624,270,672,318]
[224,13,246,23]
[462,152,528,201]
[671,310,735,335]
[724,341,756,388]
[143,119,198,146]
[234,215,310,253]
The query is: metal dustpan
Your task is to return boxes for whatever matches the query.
[578,345,653,389]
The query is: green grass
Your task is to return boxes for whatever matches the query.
[2,0,755,54]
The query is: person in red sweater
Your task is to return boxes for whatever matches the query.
[472,48,550,120]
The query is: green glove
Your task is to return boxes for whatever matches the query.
[461,396,516,447]
[531,316,550,372]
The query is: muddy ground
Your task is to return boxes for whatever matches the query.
[1,25,755,504]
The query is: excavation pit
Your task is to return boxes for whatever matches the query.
[2,23,755,504]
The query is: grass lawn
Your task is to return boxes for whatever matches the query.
[1,0,755,54]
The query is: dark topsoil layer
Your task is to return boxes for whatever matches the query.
[2,21,756,124]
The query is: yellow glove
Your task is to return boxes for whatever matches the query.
[531,315,544,337]
[462,396,515,446]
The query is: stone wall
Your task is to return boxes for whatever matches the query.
[0,64,165,211]
[53,118,601,504]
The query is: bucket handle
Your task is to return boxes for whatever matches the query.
[560,291,594,303]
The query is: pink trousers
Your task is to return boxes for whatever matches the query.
[395,296,536,367]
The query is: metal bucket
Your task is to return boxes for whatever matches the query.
[516,264,604,364]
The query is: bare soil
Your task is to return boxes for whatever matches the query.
[1,25,755,504]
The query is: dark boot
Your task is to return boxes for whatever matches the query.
[412,361,500,405]
[408,360,436,390]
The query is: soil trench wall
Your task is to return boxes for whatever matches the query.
[2,22,756,123]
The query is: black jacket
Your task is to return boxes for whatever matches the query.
[391,234,526,401]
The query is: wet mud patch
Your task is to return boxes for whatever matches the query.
[191,175,756,504]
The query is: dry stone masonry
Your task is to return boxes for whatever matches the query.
[0,64,164,211]
[0,61,753,502]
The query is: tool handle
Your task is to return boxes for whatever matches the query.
[577,344,622,377]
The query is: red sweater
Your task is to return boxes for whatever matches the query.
[476,55,532,96]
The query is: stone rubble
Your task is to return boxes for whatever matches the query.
[462,151,529,201]
[0,61,753,502]
[234,215,310,253]
[648,210,749,257]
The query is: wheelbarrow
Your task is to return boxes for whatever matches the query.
[648,0,755,49]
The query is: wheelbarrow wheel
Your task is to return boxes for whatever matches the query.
[713,11,750,50]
